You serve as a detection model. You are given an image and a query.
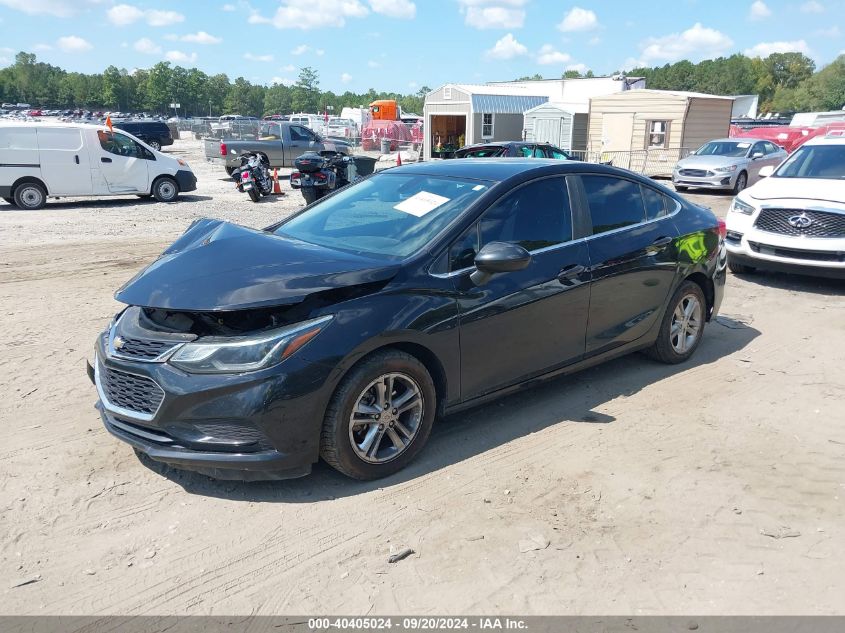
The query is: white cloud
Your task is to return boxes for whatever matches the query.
[107,4,184,27]
[558,7,598,32]
[244,52,274,62]
[635,23,734,65]
[408,81,418,89]
[484,33,527,60]
[458,0,528,29]
[270,76,295,86]
[134,38,161,54]
[281,64,296,72]
[369,0,415,19]
[252,0,368,29]
[165,50,197,64]
[367,60,381,68]
[749,1,771,20]
[57,35,93,52]
[566,63,589,74]
[179,31,221,44]
[744,40,811,57]
[536,44,571,65]
[291,45,309,55]
[341,72,353,83]
[801,0,824,12]
[816,25,840,37]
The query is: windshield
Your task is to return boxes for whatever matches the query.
[694,141,751,157]
[774,144,845,179]
[275,173,493,258]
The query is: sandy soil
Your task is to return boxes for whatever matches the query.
[1,139,844,615]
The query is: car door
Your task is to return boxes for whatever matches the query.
[92,130,150,194]
[764,141,787,170]
[36,127,92,195]
[579,174,680,357]
[285,125,317,164]
[747,142,769,180]
[452,176,591,400]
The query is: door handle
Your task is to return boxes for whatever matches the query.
[652,236,673,248]
[101,157,112,163]
[558,264,586,284]
[74,155,80,165]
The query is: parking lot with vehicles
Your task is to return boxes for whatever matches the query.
[1,138,843,614]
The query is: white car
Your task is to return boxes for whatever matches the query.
[0,121,196,210]
[725,132,845,278]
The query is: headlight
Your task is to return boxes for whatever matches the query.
[731,198,755,215]
[715,165,738,173]
[170,315,332,374]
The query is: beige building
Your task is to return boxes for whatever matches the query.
[588,90,734,153]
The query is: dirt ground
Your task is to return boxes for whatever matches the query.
[1,139,844,615]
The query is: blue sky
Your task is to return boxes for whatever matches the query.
[1,0,843,93]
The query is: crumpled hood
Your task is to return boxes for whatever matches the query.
[115,218,400,311]
[747,176,845,206]
[677,154,747,170]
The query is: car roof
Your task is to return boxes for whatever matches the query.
[803,133,845,146]
[387,158,626,181]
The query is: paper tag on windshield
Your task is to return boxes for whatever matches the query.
[737,142,751,148]
[394,191,451,217]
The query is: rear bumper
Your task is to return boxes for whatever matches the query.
[175,169,197,193]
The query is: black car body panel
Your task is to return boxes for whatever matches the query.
[115,219,402,311]
[92,159,726,479]
[113,120,174,147]
[174,169,197,193]
[455,142,575,160]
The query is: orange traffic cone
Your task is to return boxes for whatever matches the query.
[272,168,284,195]
[396,151,402,166]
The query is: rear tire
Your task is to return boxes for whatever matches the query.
[248,188,260,203]
[147,140,162,151]
[225,166,237,178]
[13,182,47,210]
[151,176,179,203]
[728,257,756,275]
[646,280,706,365]
[302,187,318,205]
[320,350,437,480]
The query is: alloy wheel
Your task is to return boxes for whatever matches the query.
[670,294,702,354]
[348,372,424,464]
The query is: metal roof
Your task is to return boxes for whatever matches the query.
[470,94,548,114]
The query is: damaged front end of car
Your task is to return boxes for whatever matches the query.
[88,218,400,480]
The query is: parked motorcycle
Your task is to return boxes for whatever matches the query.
[235,151,272,202]
[289,151,358,205]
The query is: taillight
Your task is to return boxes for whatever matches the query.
[717,219,727,239]
[241,172,251,181]
[220,142,227,156]
[315,172,327,181]
[290,171,301,186]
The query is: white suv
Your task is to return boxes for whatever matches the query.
[725,132,845,278]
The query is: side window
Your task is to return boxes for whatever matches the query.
[751,142,766,157]
[449,224,480,272]
[549,147,569,160]
[479,177,572,252]
[641,185,673,221]
[532,146,546,158]
[97,131,140,158]
[582,175,646,235]
[764,142,779,154]
[518,146,533,158]
[289,126,310,142]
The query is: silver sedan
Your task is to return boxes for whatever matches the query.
[672,138,788,194]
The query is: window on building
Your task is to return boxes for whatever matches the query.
[443,86,452,100]
[647,120,670,148]
[482,113,494,138]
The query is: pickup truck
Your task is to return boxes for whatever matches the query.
[204,121,352,175]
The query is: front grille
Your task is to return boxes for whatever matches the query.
[748,241,845,262]
[754,208,845,238]
[679,169,712,177]
[114,337,178,361]
[100,366,164,416]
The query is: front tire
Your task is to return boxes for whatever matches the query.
[151,176,179,203]
[248,188,260,202]
[732,171,748,194]
[728,257,756,275]
[13,182,47,210]
[320,350,437,480]
[646,280,706,365]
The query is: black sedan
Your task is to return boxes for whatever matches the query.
[455,141,575,160]
[89,159,726,481]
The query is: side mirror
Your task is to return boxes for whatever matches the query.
[470,241,532,286]
[751,151,764,159]
[758,165,775,178]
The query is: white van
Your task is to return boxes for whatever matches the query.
[0,121,196,210]
[288,113,327,135]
